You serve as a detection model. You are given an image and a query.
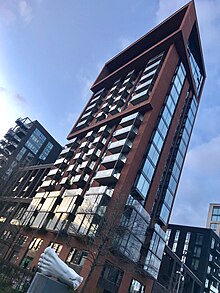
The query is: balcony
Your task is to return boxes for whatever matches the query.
[140,68,157,83]
[54,158,68,169]
[76,119,89,129]
[93,137,107,148]
[120,112,143,127]
[5,141,18,152]
[47,168,62,180]
[102,153,126,168]
[135,79,151,93]
[109,105,121,115]
[41,180,56,191]
[0,154,8,164]
[94,169,120,184]
[79,142,89,152]
[73,152,83,164]
[108,139,132,154]
[86,103,99,112]
[0,139,7,147]
[66,137,80,148]
[144,59,161,73]
[98,125,111,137]
[130,89,149,105]
[15,118,31,129]
[96,112,107,121]
[126,195,151,222]
[4,128,14,140]
[66,164,77,175]
[86,148,101,160]
[113,125,138,140]
[114,96,126,107]
[85,131,97,142]
[86,186,108,196]
[59,177,70,187]
[64,188,82,197]
[79,161,95,174]
[71,174,89,188]
[106,93,114,103]
[60,147,74,158]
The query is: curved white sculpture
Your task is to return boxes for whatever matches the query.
[38,247,83,290]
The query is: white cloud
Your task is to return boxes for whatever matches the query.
[118,37,131,51]
[0,87,28,139]
[0,1,16,26]
[78,73,95,102]
[170,134,220,227]
[19,0,33,24]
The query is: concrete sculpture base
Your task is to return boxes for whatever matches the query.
[27,272,69,293]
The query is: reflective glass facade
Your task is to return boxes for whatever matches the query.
[133,63,186,201]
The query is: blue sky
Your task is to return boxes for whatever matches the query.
[0,0,220,228]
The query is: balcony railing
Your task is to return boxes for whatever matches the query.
[108,139,132,154]
[113,125,138,140]
[130,89,149,105]
[120,112,143,127]
[102,153,126,168]
[94,169,120,184]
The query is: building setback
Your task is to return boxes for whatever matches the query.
[5,2,205,292]
[164,224,220,293]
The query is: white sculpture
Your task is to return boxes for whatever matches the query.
[38,247,83,290]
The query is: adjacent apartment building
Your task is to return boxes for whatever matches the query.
[5,2,205,292]
[0,117,61,259]
[207,204,220,237]
[164,224,220,293]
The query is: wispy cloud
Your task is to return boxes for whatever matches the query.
[118,37,131,50]
[19,0,33,24]
[0,1,16,26]
[171,135,220,227]
[0,0,33,26]
[0,87,28,139]
[77,72,95,102]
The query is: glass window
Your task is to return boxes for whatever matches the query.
[172,230,180,252]
[172,162,181,181]
[148,144,159,166]
[179,139,187,156]
[170,85,178,104]
[39,142,54,160]
[160,204,169,224]
[191,258,199,270]
[16,147,27,161]
[158,117,168,139]
[102,262,123,287]
[195,233,203,245]
[129,279,145,293]
[28,237,43,251]
[174,76,182,94]
[193,246,201,258]
[50,242,63,255]
[168,175,177,194]
[153,131,164,152]
[162,106,172,126]
[16,235,28,246]
[25,128,46,155]
[66,248,87,266]
[164,189,173,208]
[142,159,154,181]
[166,95,175,115]
[165,229,171,245]
[210,223,217,231]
